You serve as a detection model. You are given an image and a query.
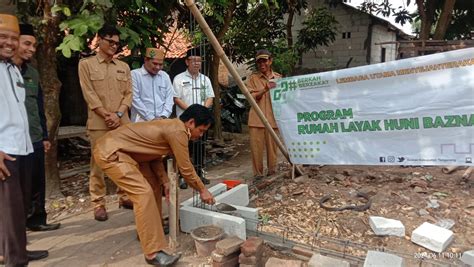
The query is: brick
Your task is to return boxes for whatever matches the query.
[411,222,454,253]
[265,257,303,267]
[461,250,474,266]
[216,236,245,256]
[238,253,260,265]
[363,251,404,267]
[292,245,314,258]
[369,216,405,237]
[308,253,350,267]
[212,250,241,263]
[241,237,264,257]
[212,254,239,267]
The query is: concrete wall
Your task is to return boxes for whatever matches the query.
[370,24,397,64]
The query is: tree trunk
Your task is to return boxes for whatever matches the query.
[433,0,456,39]
[208,0,237,141]
[36,4,63,198]
[286,8,295,48]
[417,0,437,40]
[210,51,222,141]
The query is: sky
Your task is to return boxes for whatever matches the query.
[347,0,418,34]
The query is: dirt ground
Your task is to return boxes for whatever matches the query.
[49,130,473,265]
[255,163,473,265]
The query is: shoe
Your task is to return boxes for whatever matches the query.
[179,177,188,189]
[94,206,108,221]
[145,251,180,266]
[200,176,210,185]
[28,223,61,232]
[27,250,49,261]
[119,198,134,210]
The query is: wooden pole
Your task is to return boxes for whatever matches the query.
[167,158,179,249]
[185,0,304,175]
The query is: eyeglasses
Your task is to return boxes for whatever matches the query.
[103,38,120,47]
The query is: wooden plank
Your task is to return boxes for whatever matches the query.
[167,158,179,249]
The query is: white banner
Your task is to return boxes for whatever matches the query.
[271,48,474,166]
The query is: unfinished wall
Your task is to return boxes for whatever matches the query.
[370,24,397,64]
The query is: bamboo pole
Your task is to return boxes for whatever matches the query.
[185,0,304,175]
[167,158,179,249]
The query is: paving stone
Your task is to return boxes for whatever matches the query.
[461,250,474,266]
[212,250,240,263]
[265,257,303,267]
[363,251,404,267]
[369,216,405,237]
[308,253,350,267]
[241,237,264,257]
[216,236,245,256]
[411,222,454,252]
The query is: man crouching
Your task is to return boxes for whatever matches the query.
[93,104,215,266]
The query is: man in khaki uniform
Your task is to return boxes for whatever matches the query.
[247,49,281,178]
[79,24,133,221]
[93,104,215,266]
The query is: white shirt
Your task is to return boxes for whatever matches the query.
[131,66,174,122]
[0,62,33,155]
[173,70,214,117]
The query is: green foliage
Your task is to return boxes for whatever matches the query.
[296,7,338,54]
[268,39,299,76]
[57,0,178,58]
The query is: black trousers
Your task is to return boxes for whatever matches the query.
[0,154,32,266]
[26,142,47,226]
[189,132,207,178]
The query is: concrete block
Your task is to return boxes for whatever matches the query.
[363,251,404,267]
[215,184,249,207]
[181,183,227,207]
[308,253,350,267]
[180,205,246,240]
[461,250,474,266]
[239,264,256,267]
[411,222,454,253]
[265,257,303,267]
[216,236,244,256]
[369,216,405,237]
[212,254,239,267]
[234,206,258,231]
[241,237,264,257]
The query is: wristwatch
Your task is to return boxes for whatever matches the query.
[115,111,124,118]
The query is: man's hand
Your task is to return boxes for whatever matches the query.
[105,113,120,129]
[0,151,15,181]
[163,182,170,204]
[267,80,277,90]
[43,141,51,153]
[199,188,215,205]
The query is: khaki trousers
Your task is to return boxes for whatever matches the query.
[249,127,279,176]
[95,152,167,254]
[88,130,127,208]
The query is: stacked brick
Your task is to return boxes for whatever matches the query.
[212,236,244,267]
[239,237,264,267]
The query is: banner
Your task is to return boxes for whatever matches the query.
[271,48,474,166]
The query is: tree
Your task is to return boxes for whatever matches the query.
[359,0,474,40]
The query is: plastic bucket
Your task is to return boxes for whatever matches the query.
[223,180,241,190]
[190,225,225,257]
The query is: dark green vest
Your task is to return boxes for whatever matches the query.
[23,64,44,143]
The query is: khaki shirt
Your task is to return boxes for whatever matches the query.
[93,118,205,191]
[79,54,132,130]
[247,71,281,128]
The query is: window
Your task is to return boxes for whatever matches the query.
[342,32,351,39]
[381,47,386,62]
